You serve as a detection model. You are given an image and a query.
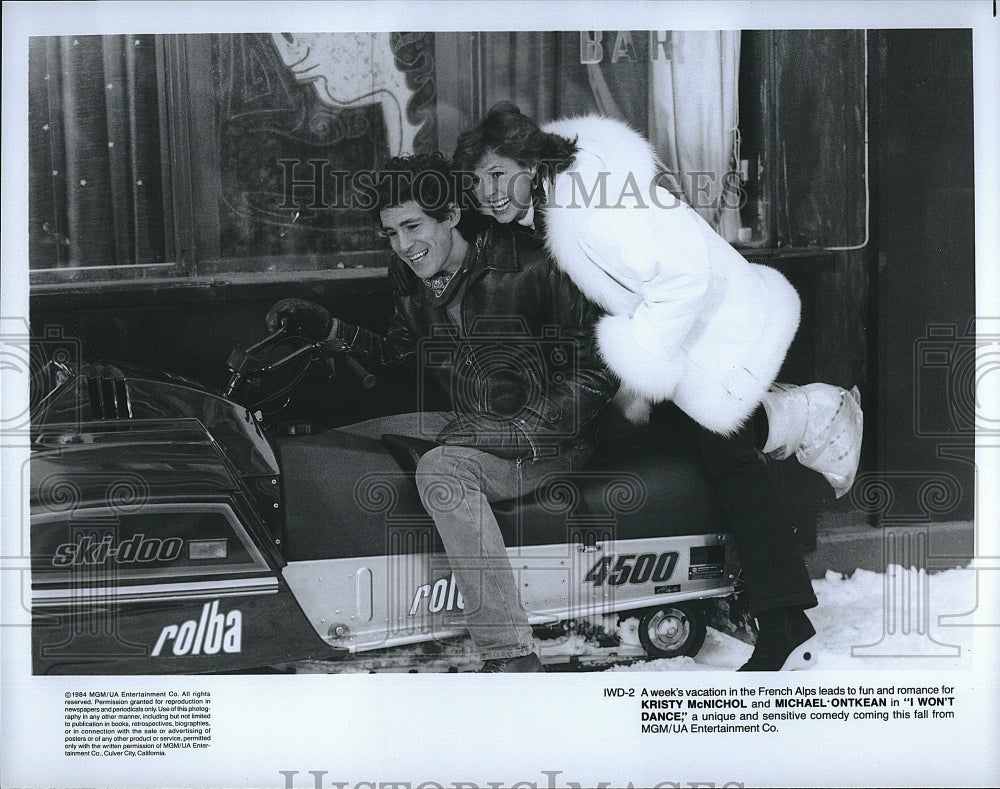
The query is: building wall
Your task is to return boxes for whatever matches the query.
[869,29,976,524]
[29,29,978,531]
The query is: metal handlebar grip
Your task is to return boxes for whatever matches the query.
[342,354,377,390]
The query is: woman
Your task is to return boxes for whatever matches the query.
[453,102,863,671]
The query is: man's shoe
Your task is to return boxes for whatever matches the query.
[478,652,544,673]
[761,382,863,498]
[737,607,819,672]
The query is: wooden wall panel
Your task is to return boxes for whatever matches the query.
[870,29,975,523]
[773,30,868,249]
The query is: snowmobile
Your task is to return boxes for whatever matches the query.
[28,320,747,674]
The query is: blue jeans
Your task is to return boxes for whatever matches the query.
[340,412,582,660]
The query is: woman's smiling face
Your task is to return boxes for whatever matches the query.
[472,151,536,223]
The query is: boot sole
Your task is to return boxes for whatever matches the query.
[779,634,820,671]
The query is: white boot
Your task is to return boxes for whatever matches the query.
[761,383,864,498]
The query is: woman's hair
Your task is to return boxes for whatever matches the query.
[452,101,578,183]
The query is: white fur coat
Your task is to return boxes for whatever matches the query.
[541,115,800,434]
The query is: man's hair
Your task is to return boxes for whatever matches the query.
[372,153,458,222]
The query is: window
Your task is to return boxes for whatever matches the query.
[28,35,173,280]
[27,30,865,285]
[183,33,438,275]
[28,32,443,283]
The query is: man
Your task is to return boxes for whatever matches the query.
[267,153,618,672]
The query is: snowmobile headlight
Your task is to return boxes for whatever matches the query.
[188,538,228,560]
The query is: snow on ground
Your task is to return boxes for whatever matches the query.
[605,563,977,672]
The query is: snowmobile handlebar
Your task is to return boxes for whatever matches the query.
[223,323,376,405]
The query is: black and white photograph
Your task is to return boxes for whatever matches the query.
[2,1,998,787]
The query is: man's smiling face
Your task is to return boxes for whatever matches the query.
[379,200,463,279]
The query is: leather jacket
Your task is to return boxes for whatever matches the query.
[336,221,620,460]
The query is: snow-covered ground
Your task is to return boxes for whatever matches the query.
[605,563,978,672]
[291,563,981,673]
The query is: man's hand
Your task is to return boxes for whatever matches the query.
[436,414,535,460]
[265,298,335,341]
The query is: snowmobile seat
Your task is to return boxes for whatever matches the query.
[276,404,725,562]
